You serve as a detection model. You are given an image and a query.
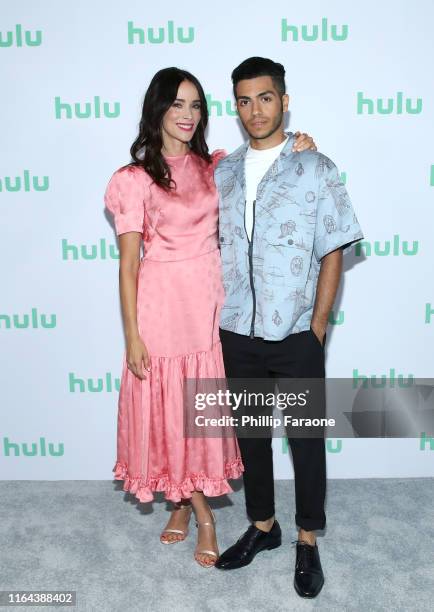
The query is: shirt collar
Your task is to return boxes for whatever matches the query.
[231,131,296,191]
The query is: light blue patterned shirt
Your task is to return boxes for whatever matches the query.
[215,132,364,340]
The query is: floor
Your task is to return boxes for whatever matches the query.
[1,478,433,611]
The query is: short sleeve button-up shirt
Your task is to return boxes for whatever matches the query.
[214,133,364,340]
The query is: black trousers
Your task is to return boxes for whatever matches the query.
[219,327,327,531]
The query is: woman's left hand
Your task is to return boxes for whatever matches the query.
[292,131,317,152]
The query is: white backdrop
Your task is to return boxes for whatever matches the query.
[1,0,433,481]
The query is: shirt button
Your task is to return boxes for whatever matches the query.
[287,238,294,245]
[220,237,224,243]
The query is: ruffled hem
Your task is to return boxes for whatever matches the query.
[113,458,244,504]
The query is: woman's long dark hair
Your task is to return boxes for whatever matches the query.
[130,67,211,190]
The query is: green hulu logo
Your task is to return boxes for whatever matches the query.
[355,235,418,257]
[62,238,119,261]
[281,17,348,42]
[69,372,120,393]
[55,96,120,119]
[430,165,434,186]
[0,24,42,47]
[127,20,194,44]
[352,368,414,389]
[206,94,237,117]
[420,432,434,451]
[357,92,422,115]
[325,439,342,453]
[425,303,434,324]
[0,170,49,192]
[282,438,342,454]
[0,308,56,329]
[328,309,344,325]
[3,436,63,457]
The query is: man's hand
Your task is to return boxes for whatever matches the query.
[310,321,327,346]
[292,131,317,152]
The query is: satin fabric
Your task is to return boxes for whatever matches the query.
[104,150,243,502]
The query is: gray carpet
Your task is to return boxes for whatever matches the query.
[1,478,433,612]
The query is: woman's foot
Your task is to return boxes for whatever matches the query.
[160,501,193,544]
[194,508,219,568]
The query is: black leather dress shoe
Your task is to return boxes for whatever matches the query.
[293,540,324,598]
[215,521,282,570]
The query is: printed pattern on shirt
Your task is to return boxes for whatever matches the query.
[215,133,364,340]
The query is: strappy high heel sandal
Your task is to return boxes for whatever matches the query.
[160,502,193,545]
[194,509,219,568]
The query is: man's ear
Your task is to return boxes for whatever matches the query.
[282,93,289,112]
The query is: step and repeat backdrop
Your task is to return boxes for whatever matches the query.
[1,0,433,481]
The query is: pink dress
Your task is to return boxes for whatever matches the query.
[104,150,243,503]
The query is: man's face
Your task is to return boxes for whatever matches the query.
[235,75,289,140]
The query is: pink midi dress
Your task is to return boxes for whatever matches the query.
[104,149,243,503]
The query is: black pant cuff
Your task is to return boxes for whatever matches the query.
[247,508,276,522]
[295,515,326,531]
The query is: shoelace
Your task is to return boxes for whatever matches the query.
[237,524,257,543]
[291,539,317,570]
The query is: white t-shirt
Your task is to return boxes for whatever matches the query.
[244,136,288,241]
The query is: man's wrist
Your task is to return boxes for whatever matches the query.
[310,318,328,340]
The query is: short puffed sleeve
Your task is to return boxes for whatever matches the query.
[104,165,146,235]
[211,149,227,169]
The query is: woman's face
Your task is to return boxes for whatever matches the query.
[161,80,202,146]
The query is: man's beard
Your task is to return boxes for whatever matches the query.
[244,109,283,141]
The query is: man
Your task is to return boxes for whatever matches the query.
[214,57,364,598]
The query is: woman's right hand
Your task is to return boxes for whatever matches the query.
[126,336,150,380]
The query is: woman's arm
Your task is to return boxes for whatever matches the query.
[119,232,150,379]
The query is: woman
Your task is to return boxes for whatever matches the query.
[104,67,316,568]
